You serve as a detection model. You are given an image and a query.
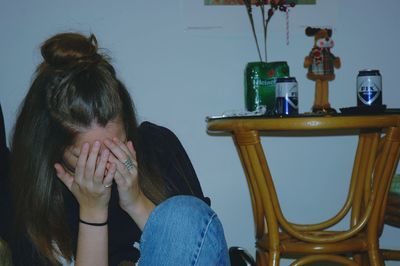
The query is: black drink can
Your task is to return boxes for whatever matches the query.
[357,70,382,107]
[275,77,298,116]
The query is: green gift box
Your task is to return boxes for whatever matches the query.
[245,61,290,114]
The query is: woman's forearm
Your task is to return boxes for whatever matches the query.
[75,208,109,266]
[124,190,155,231]
[75,223,108,266]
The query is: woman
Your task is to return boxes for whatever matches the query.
[9,32,229,265]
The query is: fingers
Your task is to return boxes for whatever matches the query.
[103,163,116,186]
[107,153,131,178]
[63,148,78,174]
[104,138,137,172]
[113,170,126,187]
[113,138,131,157]
[104,138,129,162]
[104,139,129,174]
[93,148,110,184]
[75,143,90,183]
[85,141,101,182]
[65,139,134,189]
[127,141,136,160]
[106,153,126,176]
[54,163,74,190]
[73,142,113,186]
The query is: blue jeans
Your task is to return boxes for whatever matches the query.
[138,195,230,266]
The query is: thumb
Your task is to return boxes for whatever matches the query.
[54,163,74,190]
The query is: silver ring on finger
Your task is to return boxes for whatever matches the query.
[103,183,113,188]
[123,158,135,171]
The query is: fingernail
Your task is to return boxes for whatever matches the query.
[94,141,100,148]
[83,143,89,151]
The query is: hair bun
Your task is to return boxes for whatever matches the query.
[41,32,100,69]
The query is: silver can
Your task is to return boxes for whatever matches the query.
[357,69,382,107]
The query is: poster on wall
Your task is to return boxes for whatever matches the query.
[204,0,315,5]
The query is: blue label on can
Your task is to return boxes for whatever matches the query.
[358,86,379,104]
[276,97,298,115]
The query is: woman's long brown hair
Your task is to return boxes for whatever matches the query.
[10,33,169,265]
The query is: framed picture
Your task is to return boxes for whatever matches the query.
[204,0,316,5]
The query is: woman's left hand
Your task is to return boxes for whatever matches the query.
[104,138,140,211]
[104,138,155,230]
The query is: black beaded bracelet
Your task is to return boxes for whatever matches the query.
[79,218,108,226]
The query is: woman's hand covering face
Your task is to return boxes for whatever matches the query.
[104,138,140,213]
[54,141,116,221]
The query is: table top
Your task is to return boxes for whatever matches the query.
[207,112,400,132]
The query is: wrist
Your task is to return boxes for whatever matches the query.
[122,189,145,213]
[123,191,155,230]
[79,207,108,224]
[79,218,108,226]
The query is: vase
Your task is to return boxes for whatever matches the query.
[244,61,290,114]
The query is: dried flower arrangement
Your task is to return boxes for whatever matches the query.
[243,0,296,62]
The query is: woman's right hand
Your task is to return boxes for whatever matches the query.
[54,141,116,223]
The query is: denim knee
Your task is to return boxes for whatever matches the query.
[138,195,230,266]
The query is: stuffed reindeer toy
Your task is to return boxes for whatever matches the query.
[304,27,341,113]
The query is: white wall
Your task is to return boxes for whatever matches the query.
[1,1,399,265]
